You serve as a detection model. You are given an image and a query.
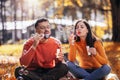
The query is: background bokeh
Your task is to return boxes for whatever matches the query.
[0,0,120,80]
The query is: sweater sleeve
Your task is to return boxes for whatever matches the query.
[68,44,76,62]
[20,39,35,67]
[93,41,108,64]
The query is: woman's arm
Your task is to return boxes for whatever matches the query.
[93,40,108,64]
[68,44,77,61]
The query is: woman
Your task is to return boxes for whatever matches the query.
[67,19,111,80]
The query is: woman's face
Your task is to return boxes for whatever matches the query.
[75,21,88,38]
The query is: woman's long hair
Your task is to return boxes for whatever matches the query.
[74,19,96,47]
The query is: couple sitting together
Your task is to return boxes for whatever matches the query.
[15,18,111,80]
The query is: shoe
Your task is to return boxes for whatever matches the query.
[17,67,42,80]
[23,69,42,80]
[16,76,24,80]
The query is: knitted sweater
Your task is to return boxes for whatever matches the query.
[68,40,108,69]
[20,37,61,70]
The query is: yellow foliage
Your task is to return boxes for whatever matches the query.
[55,0,63,7]
[62,44,70,53]
[64,0,74,6]
[76,0,83,7]
[0,44,23,56]
[0,42,120,79]
[96,27,105,38]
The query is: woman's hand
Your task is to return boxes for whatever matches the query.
[89,47,97,55]
[68,33,75,45]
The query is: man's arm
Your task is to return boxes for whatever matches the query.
[20,39,36,67]
[20,33,44,66]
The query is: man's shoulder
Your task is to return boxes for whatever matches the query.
[50,37,61,44]
[23,37,34,45]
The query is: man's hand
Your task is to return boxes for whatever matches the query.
[56,51,64,61]
[32,33,44,48]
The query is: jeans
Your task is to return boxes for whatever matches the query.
[15,62,68,80]
[66,61,111,80]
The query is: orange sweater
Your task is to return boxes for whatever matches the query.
[68,40,108,69]
[20,37,61,70]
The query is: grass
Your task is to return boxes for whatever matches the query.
[0,44,23,56]
[0,42,120,79]
[104,42,120,79]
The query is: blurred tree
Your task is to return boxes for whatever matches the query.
[20,0,24,21]
[0,0,7,43]
[70,0,103,20]
[110,0,120,42]
[13,0,18,42]
[63,0,77,20]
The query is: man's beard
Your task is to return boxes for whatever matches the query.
[44,34,50,39]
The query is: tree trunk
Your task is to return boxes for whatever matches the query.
[110,0,120,42]
[1,0,7,44]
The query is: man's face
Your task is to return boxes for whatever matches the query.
[36,21,51,36]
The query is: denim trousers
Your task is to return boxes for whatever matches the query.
[15,62,68,80]
[66,61,111,80]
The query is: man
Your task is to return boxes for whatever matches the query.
[14,18,68,80]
